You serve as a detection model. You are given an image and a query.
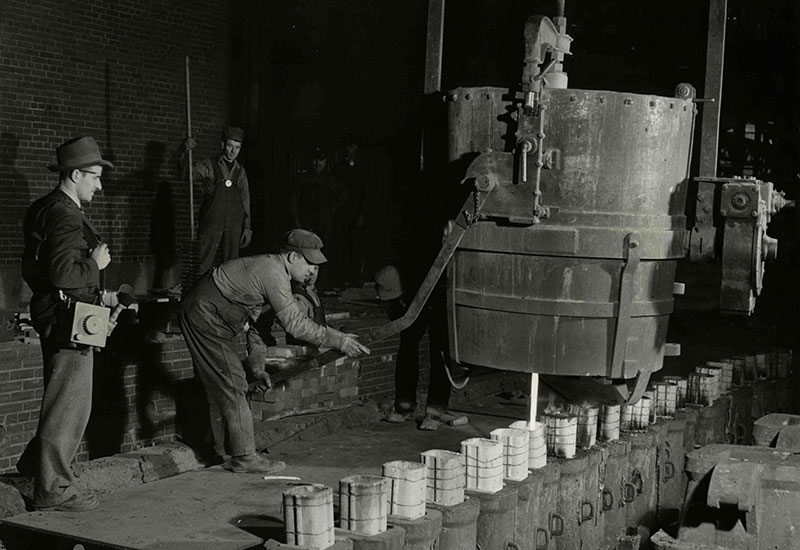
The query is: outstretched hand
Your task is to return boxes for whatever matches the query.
[340,334,370,358]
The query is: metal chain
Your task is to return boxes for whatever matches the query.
[462,191,481,226]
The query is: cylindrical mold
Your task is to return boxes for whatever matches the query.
[543,412,577,458]
[420,450,465,506]
[568,404,599,449]
[730,357,746,386]
[600,404,621,441]
[662,375,688,408]
[658,415,688,523]
[555,453,592,550]
[460,438,504,493]
[625,426,663,531]
[506,470,547,550]
[744,355,758,382]
[283,484,335,549]
[695,365,722,402]
[466,485,518,550]
[427,497,480,550]
[653,381,677,416]
[447,87,694,380]
[642,392,655,425]
[687,372,714,406]
[490,428,529,481]
[601,438,631,543]
[510,420,548,469]
[388,509,442,550]
[335,526,405,550]
[778,349,792,378]
[622,398,650,431]
[339,475,389,536]
[755,353,769,379]
[706,361,733,394]
[382,461,427,520]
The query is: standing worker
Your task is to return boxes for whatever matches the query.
[18,136,113,511]
[374,264,467,430]
[179,229,370,473]
[181,126,253,275]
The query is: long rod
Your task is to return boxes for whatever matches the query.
[529,373,539,426]
[185,56,195,240]
[698,0,727,177]
[420,0,445,172]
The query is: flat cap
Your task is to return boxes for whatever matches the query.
[223,126,244,142]
[374,265,403,301]
[283,229,327,265]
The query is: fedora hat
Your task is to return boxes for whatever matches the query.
[48,136,114,172]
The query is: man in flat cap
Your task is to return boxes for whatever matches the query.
[179,229,369,473]
[182,126,253,275]
[18,136,113,511]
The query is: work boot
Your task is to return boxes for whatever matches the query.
[34,493,99,512]
[223,453,286,474]
[386,411,414,424]
[419,407,469,431]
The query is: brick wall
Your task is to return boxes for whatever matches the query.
[0,0,236,282]
[0,309,427,473]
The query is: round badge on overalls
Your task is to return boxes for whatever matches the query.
[225,179,233,188]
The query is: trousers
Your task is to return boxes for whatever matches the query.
[197,227,240,275]
[178,275,255,458]
[19,336,94,506]
[394,303,451,413]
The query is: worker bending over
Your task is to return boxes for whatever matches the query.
[179,229,370,473]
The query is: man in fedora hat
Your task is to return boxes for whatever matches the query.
[181,126,253,276]
[18,136,113,511]
[179,228,369,473]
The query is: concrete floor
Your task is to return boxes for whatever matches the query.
[1,398,528,549]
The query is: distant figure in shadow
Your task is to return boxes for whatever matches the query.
[138,141,178,290]
[0,133,32,299]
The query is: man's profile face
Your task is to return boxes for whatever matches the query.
[312,158,326,174]
[222,139,242,162]
[74,166,103,203]
[288,252,319,285]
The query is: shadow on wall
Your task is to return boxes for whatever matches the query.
[85,322,207,459]
[119,140,179,291]
[0,132,32,309]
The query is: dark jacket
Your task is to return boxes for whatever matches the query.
[21,188,102,332]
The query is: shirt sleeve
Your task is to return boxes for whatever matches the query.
[238,168,251,230]
[44,203,100,291]
[193,159,215,195]
[265,273,344,348]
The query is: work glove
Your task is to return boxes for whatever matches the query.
[249,371,273,393]
[340,334,371,358]
[182,137,197,153]
[240,228,253,248]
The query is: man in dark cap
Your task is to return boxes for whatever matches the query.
[18,136,113,511]
[289,147,347,260]
[179,229,369,473]
[374,265,467,430]
[182,126,253,275]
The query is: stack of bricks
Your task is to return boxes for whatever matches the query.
[250,352,360,422]
[0,340,44,472]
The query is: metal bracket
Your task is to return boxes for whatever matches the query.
[269,175,497,385]
[610,233,640,377]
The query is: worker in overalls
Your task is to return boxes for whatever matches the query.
[182,126,253,275]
